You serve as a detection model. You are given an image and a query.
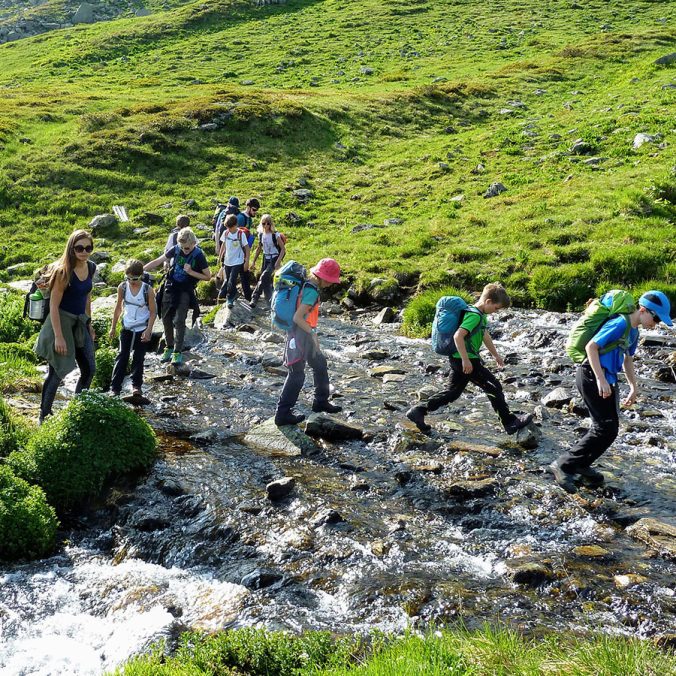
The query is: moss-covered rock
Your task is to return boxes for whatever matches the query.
[0,465,58,561]
[9,391,157,511]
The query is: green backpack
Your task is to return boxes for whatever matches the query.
[565,290,635,364]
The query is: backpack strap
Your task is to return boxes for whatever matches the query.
[597,314,633,356]
[87,260,97,277]
[462,307,485,339]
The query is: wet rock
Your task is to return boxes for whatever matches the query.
[516,424,541,450]
[313,508,345,526]
[654,366,676,383]
[261,331,285,345]
[383,373,406,383]
[626,518,676,560]
[130,514,170,532]
[262,354,284,368]
[238,500,263,515]
[157,479,186,497]
[542,387,573,408]
[446,440,501,457]
[360,349,390,360]
[614,574,648,589]
[506,561,554,586]
[240,569,283,590]
[370,365,407,378]
[214,301,253,328]
[573,545,610,558]
[266,476,296,500]
[373,307,397,325]
[568,398,589,417]
[370,540,391,557]
[244,418,318,457]
[305,413,364,440]
[122,393,152,406]
[446,478,497,499]
[483,182,507,198]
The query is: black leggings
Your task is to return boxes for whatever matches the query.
[555,363,619,473]
[40,334,95,420]
[426,357,515,428]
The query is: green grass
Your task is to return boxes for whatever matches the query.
[113,625,676,675]
[0,0,675,310]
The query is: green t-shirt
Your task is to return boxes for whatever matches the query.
[451,307,487,359]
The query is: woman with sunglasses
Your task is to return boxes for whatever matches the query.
[35,229,97,422]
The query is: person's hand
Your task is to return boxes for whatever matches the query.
[622,387,637,407]
[274,262,281,270]
[183,263,193,276]
[55,336,67,355]
[89,324,96,341]
[108,327,116,341]
[494,354,505,369]
[462,358,473,374]
[596,377,612,398]
[243,262,250,272]
[141,330,151,342]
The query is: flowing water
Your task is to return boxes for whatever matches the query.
[1,306,674,674]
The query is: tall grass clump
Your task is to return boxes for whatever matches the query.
[0,292,38,344]
[528,264,595,311]
[0,396,34,457]
[402,287,473,338]
[8,391,157,512]
[0,342,42,393]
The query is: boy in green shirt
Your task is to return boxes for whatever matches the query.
[407,283,533,435]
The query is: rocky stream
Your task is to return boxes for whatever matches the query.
[1,300,674,674]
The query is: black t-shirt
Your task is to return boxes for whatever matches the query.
[165,245,208,290]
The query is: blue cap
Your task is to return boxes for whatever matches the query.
[228,196,240,208]
[639,290,673,327]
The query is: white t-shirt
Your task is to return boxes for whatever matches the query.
[261,232,280,257]
[220,229,248,266]
[122,282,150,331]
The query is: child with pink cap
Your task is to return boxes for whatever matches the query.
[275,258,343,426]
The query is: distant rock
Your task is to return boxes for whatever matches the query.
[383,218,403,226]
[373,307,397,325]
[89,213,118,235]
[483,182,507,198]
[633,133,658,149]
[72,3,95,25]
[654,52,676,66]
[570,139,594,155]
[292,188,313,203]
[360,67,374,75]
[135,8,152,17]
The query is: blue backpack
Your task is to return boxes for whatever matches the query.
[271,260,308,331]
[431,296,482,355]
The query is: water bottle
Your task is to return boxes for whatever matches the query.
[28,288,47,321]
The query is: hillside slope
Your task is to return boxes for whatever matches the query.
[0,0,674,309]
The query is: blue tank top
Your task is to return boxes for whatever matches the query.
[60,266,93,315]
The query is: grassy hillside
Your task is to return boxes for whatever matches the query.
[0,0,675,310]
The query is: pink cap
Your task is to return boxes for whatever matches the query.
[311,258,341,284]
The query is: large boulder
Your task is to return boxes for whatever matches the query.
[304,413,364,441]
[89,213,118,236]
[72,3,95,25]
[244,418,317,457]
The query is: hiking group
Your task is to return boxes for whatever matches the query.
[28,215,673,494]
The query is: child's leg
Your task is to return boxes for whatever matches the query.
[129,330,148,391]
[111,329,134,394]
[555,364,619,473]
[467,360,514,427]
[276,362,306,416]
[40,365,61,421]
[306,342,330,405]
[241,265,252,301]
[425,358,471,412]
[173,291,191,353]
[262,256,277,303]
[74,332,96,393]
[225,264,239,302]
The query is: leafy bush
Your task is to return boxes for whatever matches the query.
[402,286,472,337]
[0,465,58,561]
[196,278,218,303]
[9,391,157,511]
[0,292,38,343]
[528,264,595,311]
[91,315,115,348]
[93,345,117,390]
[0,396,34,458]
[590,246,656,286]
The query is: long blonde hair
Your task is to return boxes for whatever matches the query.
[49,229,93,290]
[257,213,276,235]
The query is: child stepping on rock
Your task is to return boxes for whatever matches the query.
[407,283,532,436]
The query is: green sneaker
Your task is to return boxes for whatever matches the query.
[171,351,183,365]
[160,347,173,363]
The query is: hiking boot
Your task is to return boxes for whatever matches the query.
[132,387,143,398]
[406,406,432,434]
[504,413,534,435]
[171,351,183,365]
[274,412,306,426]
[548,462,577,494]
[312,401,342,414]
[227,300,235,309]
[160,347,173,363]
[578,466,605,487]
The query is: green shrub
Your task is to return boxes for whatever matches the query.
[0,465,58,561]
[196,278,217,303]
[0,292,38,343]
[402,286,472,337]
[0,396,34,458]
[528,264,595,311]
[9,391,157,511]
[0,343,42,394]
[590,246,656,286]
[93,345,117,390]
[91,315,115,348]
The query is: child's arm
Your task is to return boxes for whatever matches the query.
[585,341,611,398]
[276,240,286,268]
[482,330,504,368]
[454,327,472,373]
[622,354,638,406]
[108,286,124,341]
[144,254,167,271]
[141,288,157,342]
[243,242,251,272]
[250,242,262,270]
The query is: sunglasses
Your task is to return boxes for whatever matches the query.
[74,244,94,253]
[126,275,143,281]
[647,309,660,323]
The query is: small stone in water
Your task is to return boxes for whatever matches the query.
[573,545,610,557]
[614,574,648,589]
[266,476,296,500]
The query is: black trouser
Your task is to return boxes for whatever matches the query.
[276,330,330,415]
[252,254,279,303]
[425,357,515,428]
[110,329,148,394]
[40,333,95,420]
[555,363,619,473]
[162,289,191,352]
[219,263,252,302]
